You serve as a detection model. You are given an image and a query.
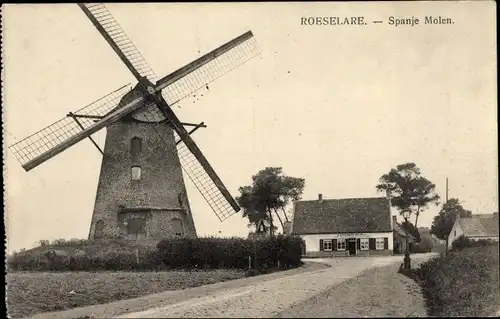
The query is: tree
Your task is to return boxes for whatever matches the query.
[236,167,305,236]
[418,233,435,252]
[430,198,472,251]
[376,162,440,229]
[400,220,421,242]
[39,240,50,247]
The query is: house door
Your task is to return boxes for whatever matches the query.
[347,238,357,256]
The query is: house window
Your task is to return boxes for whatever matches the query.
[131,137,142,157]
[337,239,346,251]
[131,166,141,180]
[376,238,385,250]
[360,238,369,251]
[454,230,456,237]
[323,239,333,251]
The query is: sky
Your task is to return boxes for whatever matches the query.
[3,2,497,253]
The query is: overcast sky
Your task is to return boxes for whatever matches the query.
[3,2,497,253]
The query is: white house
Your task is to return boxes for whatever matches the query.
[447,212,499,248]
[291,194,393,257]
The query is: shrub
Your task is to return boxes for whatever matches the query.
[52,239,67,245]
[39,240,50,247]
[156,235,304,270]
[451,235,499,251]
[7,236,304,272]
[419,234,435,252]
[410,242,431,254]
[414,249,499,316]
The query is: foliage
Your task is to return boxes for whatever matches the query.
[376,162,440,228]
[430,198,472,242]
[156,235,303,270]
[451,235,498,251]
[7,236,304,272]
[413,247,499,317]
[6,270,245,318]
[52,238,67,245]
[418,233,435,252]
[39,240,50,247]
[410,241,432,254]
[400,220,421,242]
[236,167,305,232]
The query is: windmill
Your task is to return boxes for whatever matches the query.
[8,3,261,240]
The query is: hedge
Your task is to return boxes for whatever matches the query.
[413,246,499,316]
[410,242,432,254]
[7,235,304,272]
[156,235,303,270]
[451,235,499,251]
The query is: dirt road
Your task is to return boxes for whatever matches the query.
[117,253,437,318]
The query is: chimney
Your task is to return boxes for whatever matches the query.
[318,194,323,201]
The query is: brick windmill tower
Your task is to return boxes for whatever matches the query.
[89,88,199,240]
[8,3,261,241]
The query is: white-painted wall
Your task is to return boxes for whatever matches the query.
[301,231,393,252]
[448,219,463,248]
[468,236,499,241]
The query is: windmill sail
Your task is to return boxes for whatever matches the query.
[158,31,260,106]
[8,85,142,171]
[12,4,261,220]
[78,3,157,83]
[173,131,240,221]
[160,98,241,220]
[140,105,240,221]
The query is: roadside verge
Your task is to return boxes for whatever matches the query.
[28,261,329,319]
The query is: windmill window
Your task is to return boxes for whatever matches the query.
[94,220,104,239]
[131,166,142,180]
[131,137,142,157]
[171,218,184,236]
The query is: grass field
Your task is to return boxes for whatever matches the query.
[6,269,246,318]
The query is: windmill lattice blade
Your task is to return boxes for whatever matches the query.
[79,3,157,82]
[8,85,132,168]
[134,107,239,222]
[159,32,261,106]
[173,132,238,221]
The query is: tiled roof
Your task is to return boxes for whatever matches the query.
[459,214,499,237]
[291,197,392,235]
[394,222,413,238]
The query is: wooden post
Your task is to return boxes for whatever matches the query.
[445,235,449,255]
[254,239,257,270]
[135,235,140,264]
[248,256,252,270]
